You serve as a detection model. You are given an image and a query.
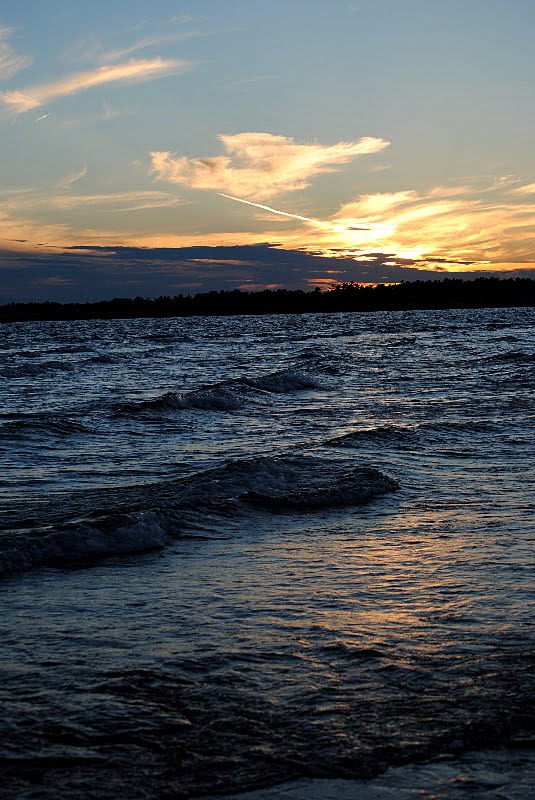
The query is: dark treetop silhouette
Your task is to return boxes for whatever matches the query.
[1,277,534,323]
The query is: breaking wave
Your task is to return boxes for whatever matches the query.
[242,466,398,510]
[0,511,170,578]
[117,368,322,416]
[117,383,257,414]
[0,455,398,578]
[240,368,322,393]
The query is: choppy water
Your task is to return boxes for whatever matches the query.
[0,308,534,799]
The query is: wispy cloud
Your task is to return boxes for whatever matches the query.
[169,15,196,25]
[58,191,182,212]
[223,75,278,90]
[428,184,473,197]
[314,184,535,267]
[63,35,103,65]
[0,57,191,114]
[98,32,202,64]
[0,209,73,253]
[369,163,392,173]
[511,182,535,196]
[0,187,34,197]
[151,132,390,200]
[334,191,418,219]
[0,26,31,80]
[213,181,535,271]
[0,190,183,257]
[4,163,534,278]
[58,101,133,129]
[488,174,521,191]
[96,100,131,121]
[4,189,182,214]
[57,164,87,189]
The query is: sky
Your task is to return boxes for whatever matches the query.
[1,0,534,302]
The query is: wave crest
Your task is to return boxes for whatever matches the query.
[242,466,398,510]
[240,368,322,393]
[0,360,75,378]
[117,369,321,416]
[0,511,169,578]
[0,455,398,578]
[327,426,416,447]
[1,414,90,438]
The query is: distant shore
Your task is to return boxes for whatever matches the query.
[1,277,534,323]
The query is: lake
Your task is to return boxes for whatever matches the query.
[1,307,534,798]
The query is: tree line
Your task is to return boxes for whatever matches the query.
[1,277,534,323]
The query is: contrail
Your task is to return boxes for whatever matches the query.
[218,192,369,231]
[218,193,328,227]
[35,113,49,122]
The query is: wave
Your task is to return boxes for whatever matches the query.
[0,414,91,438]
[142,332,195,343]
[0,360,75,378]
[421,419,499,435]
[88,353,120,364]
[242,466,398,510]
[117,384,257,414]
[47,344,92,354]
[117,369,321,416]
[239,368,322,393]
[180,455,398,510]
[484,351,535,364]
[142,333,175,342]
[384,336,418,348]
[295,347,343,375]
[0,510,170,578]
[327,425,416,448]
[326,419,502,451]
[319,641,386,659]
[7,344,90,358]
[0,455,398,578]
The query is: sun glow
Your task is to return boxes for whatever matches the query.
[269,185,535,272]
[1,169,534,277]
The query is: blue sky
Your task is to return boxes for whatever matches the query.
[1,0,534,300]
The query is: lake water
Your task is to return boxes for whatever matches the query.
[0,308,534,798]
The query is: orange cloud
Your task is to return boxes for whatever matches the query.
[511,182,535,196]
[217,184,535,271]
[4,187,181,208]
[318,186,535,268]
[2,174,533,276]
[0,57,190,113]
[151,132,390,199]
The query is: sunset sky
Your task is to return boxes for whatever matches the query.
[1,0,534,301]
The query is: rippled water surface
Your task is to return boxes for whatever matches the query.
[0,308,534,798]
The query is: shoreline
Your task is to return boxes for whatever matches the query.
[1,277,535,323]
